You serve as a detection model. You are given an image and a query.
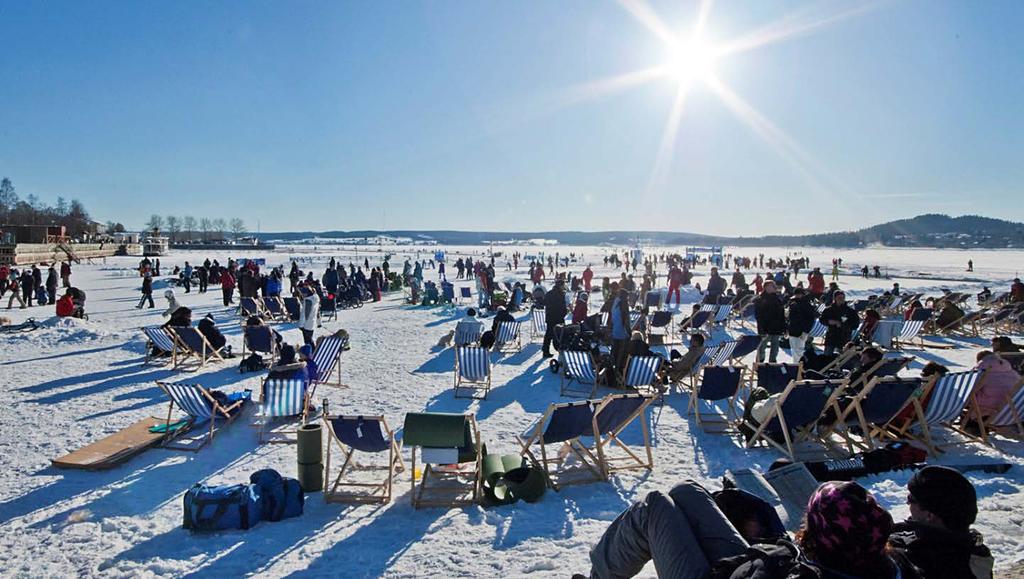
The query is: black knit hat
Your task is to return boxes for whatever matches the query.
[908,466,977,531]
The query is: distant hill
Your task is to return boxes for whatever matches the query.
[257,214,1024,249]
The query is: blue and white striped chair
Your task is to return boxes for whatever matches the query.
[454,320,484,347]
[809,319,828,340]
[530,309,547,342]
[984,382,1024,442]
[560,349,604,398]
[621,355,663,396]
[712,304,732,325]
[893,319,926,350]
[454,346,492,399]
[710,340,737,366]
[313,335,347,387]
[257,377,312,443]
[157,381,248,451]
[495,321,522,352]
[892,370,980,454]
[143,326,180,366]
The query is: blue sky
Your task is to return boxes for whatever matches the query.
[1,0,1022,235]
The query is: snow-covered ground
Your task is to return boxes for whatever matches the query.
[1,244,1022,578]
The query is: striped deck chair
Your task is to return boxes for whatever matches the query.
[242,325,278,359]
[824,376,926,452]
[256,376,312,443]
[676,343,722,393]
[495,320,523,352]
[808,319,828,340]
[712,304,733,325]
[591,393,655,476]
[240,296,264,319]
[454,320,484,347]
[710,340,738,366]
[893,319,926,350]
[167,326,226,370]
[157,381,248,451]
[517,401,603,489]
[886,370,980,454]
[454,346,492,399]
[283,296,302,322]
[620,355,663,396]
[323,404,404,504]
[530,308,546,342]
[699,303,718,313]
[755,363,803,395]
[261,297,289,322]
[404,412,482,508]
[729,334,762,364]
[981,381,1024,442]
[745,379,847,460]
[687,365,744,432]
[678,309,713,334]
[629,311,644,332]
[313,336,347,387]
[560,349,605,398]
[143,326,181,366]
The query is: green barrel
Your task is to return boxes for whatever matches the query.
[505,465,546,503]
[297,423,323,492]
[481,454,527,506]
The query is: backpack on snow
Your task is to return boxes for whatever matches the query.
[183,483,262,531]
[239,353,267,373]
[249,469,304,522]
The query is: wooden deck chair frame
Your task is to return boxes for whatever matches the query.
[407,413,482,508]
[166,326,226,371]
[979,379,1024,442]
[239,296,267,319]
[823,376,930,453]
[892,319,927,350]
[454,346,492,399]
[517,401,604,490]
[256,375,315,444]
[156,381,245,452]
[818,347,864,375]
[242,325,279,360]
[142,326,183,366]
[592,393,655,477]
[322,402,405,504]
[559,349,605,398]
[261,296,290,322]
[620,355,664,397]
[675,343,721,394]
[312,336,348,388]
[745,379,848,460]
[880,370,981,455]
[687,365,745,433]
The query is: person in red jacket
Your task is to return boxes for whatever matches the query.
[55,293,75,317]
[807,267,826,297]
[220,270,236,306]
[581,265,594,293]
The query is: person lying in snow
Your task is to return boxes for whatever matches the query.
[580,466,992,579]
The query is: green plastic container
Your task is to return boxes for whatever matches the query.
[297,423,323,492]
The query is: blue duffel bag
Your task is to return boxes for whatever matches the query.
[250,469,304,522]
[183,483,262,531]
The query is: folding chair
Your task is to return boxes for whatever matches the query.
[808,320,828,341]
[239,296,265,319]
[256,376,313,443]
[167,326,226,370]
[529,308,547,342]
[687,365,744,432]
[825,376,926,452]
[648,310,675,344]
[517,401,603,490]
[675,343,722,393]
[893,319,926,350]
[283,296,302,322]
[884,370,980,454]
[629,311,645,332]
[242,325,278,359]
[735,303,756,329]
[313,335,347,387]
[156,381,248,451]
[745,379,847,460]
[677,310,713,334]
[459,286,473,304]
[710,340,738,366]
[494,320,523,352]
[454,321,484,347]
[981,381,1024,442]
[728,334,762,364]
[620,355,663,396]
[261,296,289,322]
[454,346,492,399]
[755,363,803,395]
[322,402,404,504]
[559,349,606,398]
[712,304,733,326]
[143,326,181,366]
[320,295,338,322]
[591,393,655,476]
[404,412,482,508]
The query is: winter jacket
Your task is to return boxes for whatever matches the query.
[299,293,320,332]
[974,355,1019,415]
[60,262,71,277]
[710,540,921,579]
[141,276,153,295]
[545,287,568,324]
[787,296,817,337]
[807,273,825,295]
[162,294,183,317]
[707,274,727,298]
[198,317,227,351]
[55,295,75,317]
[819,303,858,349]
[888,521,993,579]
[755,293,786,335]
[221,272,236,289]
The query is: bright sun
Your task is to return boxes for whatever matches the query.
[665,36,718,84]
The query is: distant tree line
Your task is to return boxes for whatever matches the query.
[145,214,247,243]
[0,177,112,237]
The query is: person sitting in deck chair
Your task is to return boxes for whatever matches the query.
[965,351,1019,433]
[268,344,310,382]
[665,333,706,383]
[198,314,231,357]
[163,305,192,329]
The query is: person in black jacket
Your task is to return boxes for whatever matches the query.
[819,291,858,355]
[136,271,155,309]
[754,280,786,363]
[542,279,568,358]
[786,288,817,355]
[706,267,727,302]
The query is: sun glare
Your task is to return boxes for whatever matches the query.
[664,36,718,85]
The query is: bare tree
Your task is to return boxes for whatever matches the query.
[166,215,181,243]
[182,216,196,242]
[199,218,212,241]
[146,214,164,233]
[212,218,227,241]
[229,218,246,241]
